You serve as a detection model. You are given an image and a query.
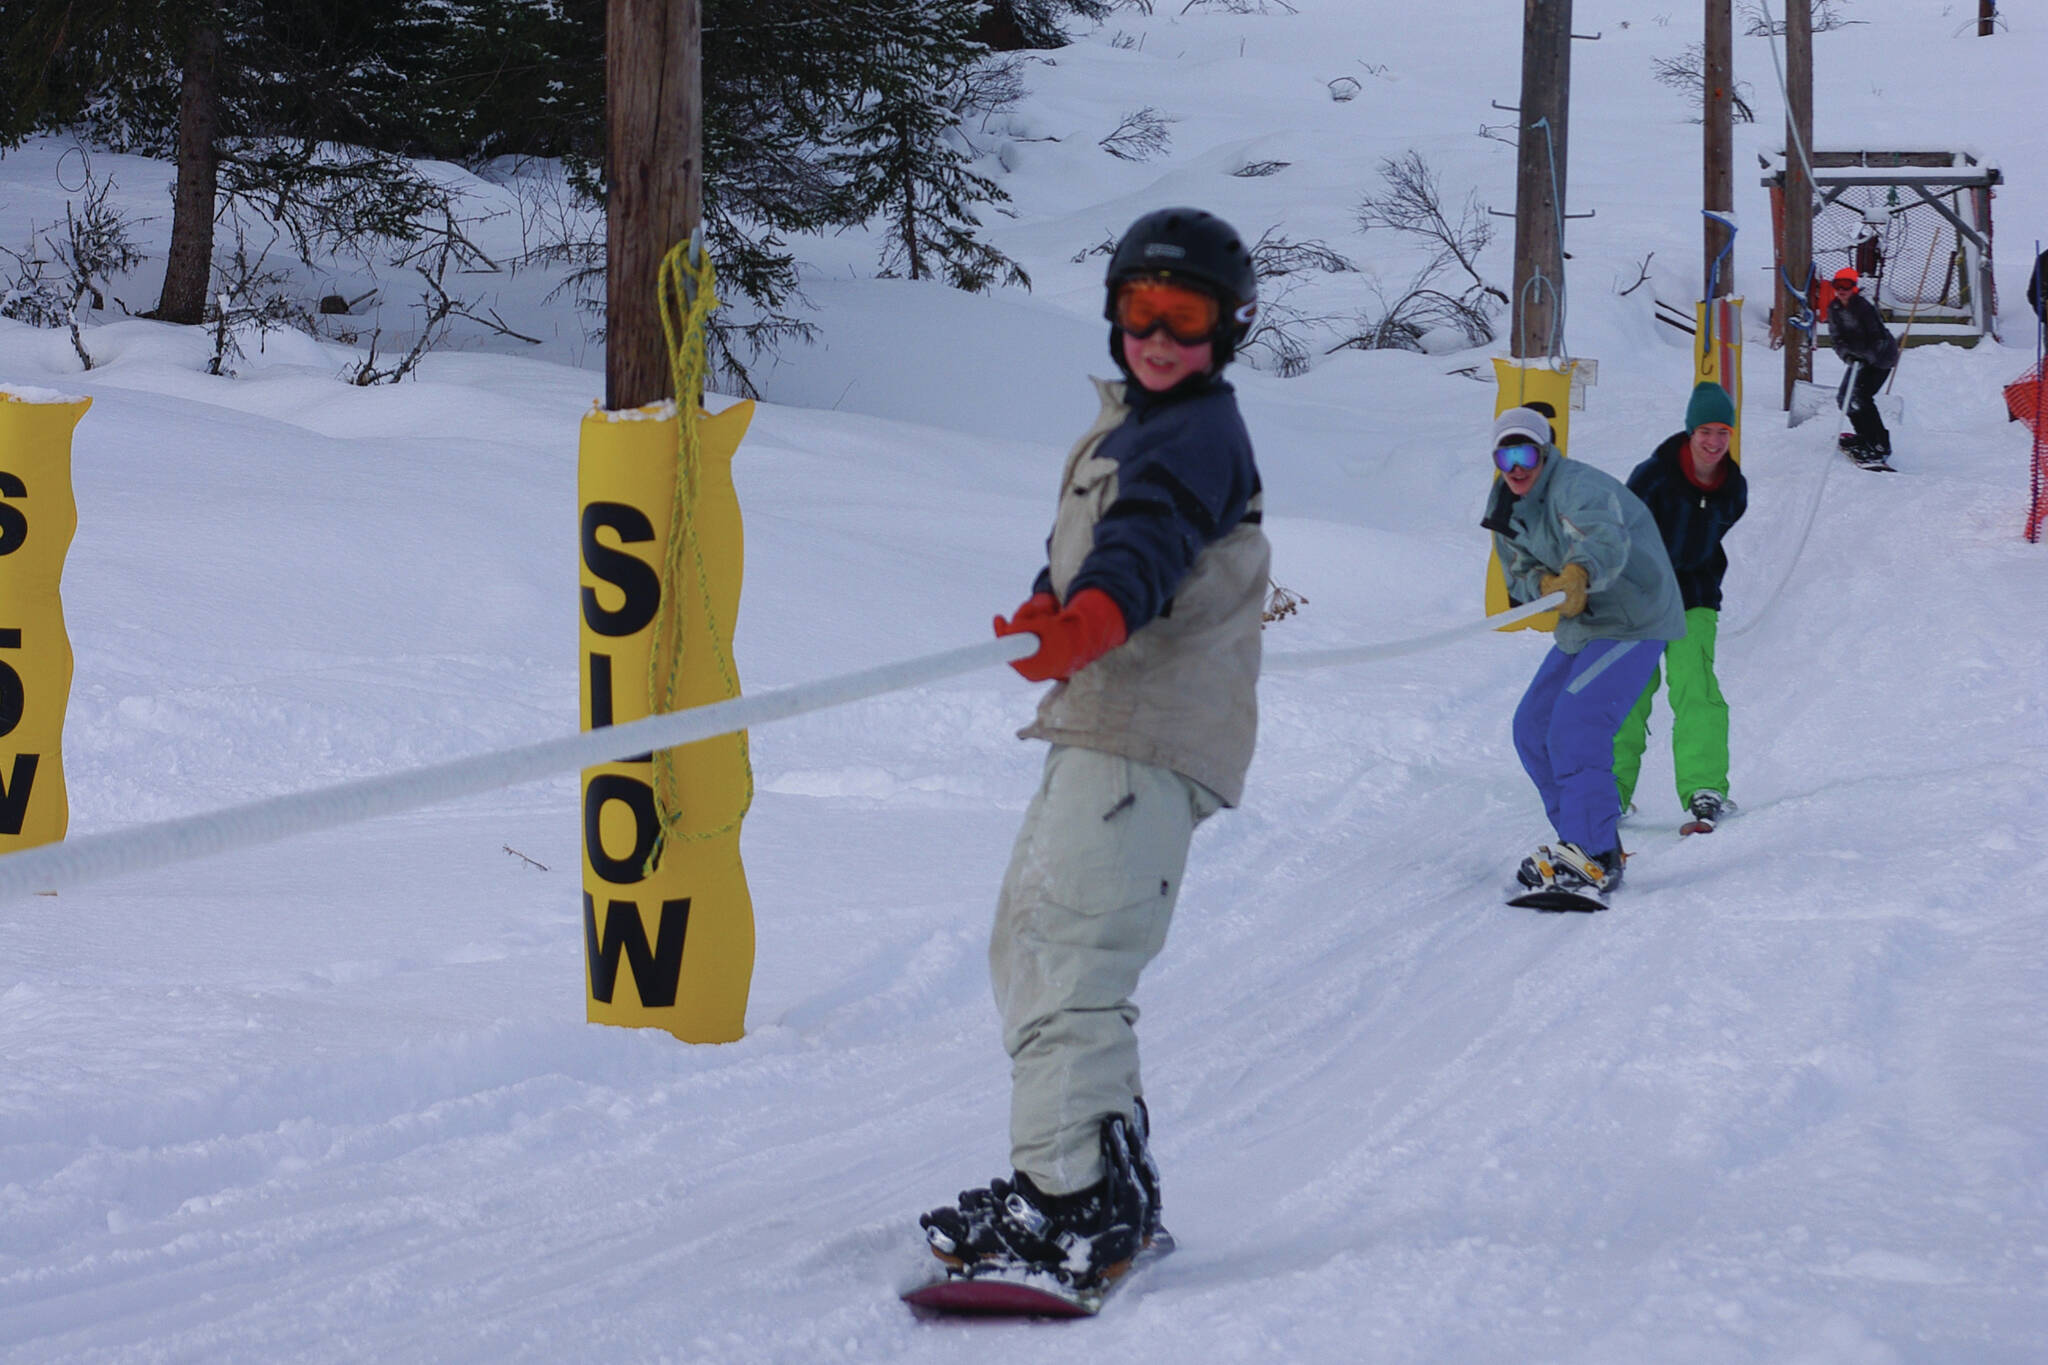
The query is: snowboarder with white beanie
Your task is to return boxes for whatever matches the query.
[1481,405,1685,905]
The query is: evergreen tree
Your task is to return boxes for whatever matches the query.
[975,0,1112,51]
[4,0,449,322]
[376,0,601,164]
[5,0,1036,374]
[835,0,1027,293]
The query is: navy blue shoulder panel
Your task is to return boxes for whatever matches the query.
[1067,385,1261,632]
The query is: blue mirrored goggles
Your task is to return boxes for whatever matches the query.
[1493,441,1543,474]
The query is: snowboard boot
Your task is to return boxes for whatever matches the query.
[1550,841,1623,896]
[1686,789,1724,831]
[919,1110,1154,1287]
[1128,1097,1164,1246]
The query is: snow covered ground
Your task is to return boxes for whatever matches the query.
[3,3,2046,1361]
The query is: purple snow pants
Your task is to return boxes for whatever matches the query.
[1513,638,1666,856]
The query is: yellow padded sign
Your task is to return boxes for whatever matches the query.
[1695,296,1744,464]
[578,399,756,1043]
[0,389,89,852]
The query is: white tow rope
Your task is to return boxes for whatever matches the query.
[1264,592,1563,672]
[0,595,1564,903]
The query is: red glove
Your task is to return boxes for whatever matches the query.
[994,591,1060,634]
[994,587,1127,682]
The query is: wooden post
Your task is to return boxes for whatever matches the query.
[1782,0,1814,409]
[605,0,702,412]
[1980,1,1996,37]
[1703,0,1734,300]
[1510,0,1572,361]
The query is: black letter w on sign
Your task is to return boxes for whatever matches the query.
[0,754,39,835]
[584,894,690,1008]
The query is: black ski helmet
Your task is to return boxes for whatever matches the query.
[1103,207,1259,367]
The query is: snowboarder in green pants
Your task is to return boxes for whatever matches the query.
[1614,382,1748,832]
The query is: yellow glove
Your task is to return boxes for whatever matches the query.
[1538,562,1590,617]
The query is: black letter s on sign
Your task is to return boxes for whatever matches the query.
[580,502,661,638]
[0,471,28,557]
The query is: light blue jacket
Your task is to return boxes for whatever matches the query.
[1483,448,1686,655]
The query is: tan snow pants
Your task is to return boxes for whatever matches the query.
[990,744,1221,1195]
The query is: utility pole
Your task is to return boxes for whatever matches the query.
[1782,0,1814,409]
[1704,0,1734,300]
[1979,1,1996,37]
[1510,0,1572,362]
[605,0,701,411]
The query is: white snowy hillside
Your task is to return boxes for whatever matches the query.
[3,2,2046,1361]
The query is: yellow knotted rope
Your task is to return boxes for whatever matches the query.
[643,236,754,874]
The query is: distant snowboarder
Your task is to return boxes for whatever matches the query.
[1481,407,1685,909]
[1614,382,1748,836]
[1826,267,1900,468]
[912,207,1269,1305]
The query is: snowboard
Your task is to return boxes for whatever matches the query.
[1507,886,1607,913]
[1506,843,1614,912]
[1838,435,1896,472]
[901,1230,1174,1318]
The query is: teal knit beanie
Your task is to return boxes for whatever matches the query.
[1686,381,1736,432]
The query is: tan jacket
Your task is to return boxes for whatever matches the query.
[1021,379,1271,805]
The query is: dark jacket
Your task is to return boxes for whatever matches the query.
[1627,433,1748,613]
[1024,376,1270,805]
[1827,290,1899,370]
[1031,373,1261,634]
[2028,248,2047,325]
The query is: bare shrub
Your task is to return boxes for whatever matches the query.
[1099,107,1174,162]
[1652,45,1757,122]
[0,161,144,370]
[1249,227,1356,279]
[1355,149,1508,330]
[1329,262,1497,355]
[204,217,312,377]
[345,208,537,385]
[1741,0,1857,35]
[1070,232,1119,264]
[951,54,1030,135]
[1261,579,1308,624]
[0,239,69,331]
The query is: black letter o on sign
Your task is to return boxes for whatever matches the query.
[584,774,658,884]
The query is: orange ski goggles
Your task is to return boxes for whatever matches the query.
[1112,278,1222,345]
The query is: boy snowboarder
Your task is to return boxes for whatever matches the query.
[1482,407,1685,905]
[1613,382,1748,833]
[1826,266,1900,467]
[917,208,1269,1292]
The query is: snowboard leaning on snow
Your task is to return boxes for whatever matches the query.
[900,1230,1175,1318]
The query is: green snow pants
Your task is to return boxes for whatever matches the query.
[989,744,1221,1195]
[1613,606,1731,813]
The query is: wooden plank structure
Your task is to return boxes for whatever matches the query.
[1764,150,2002,348]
